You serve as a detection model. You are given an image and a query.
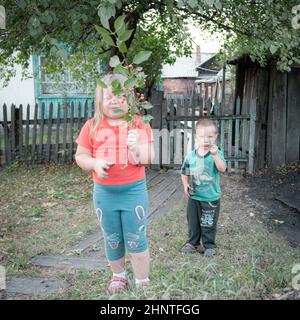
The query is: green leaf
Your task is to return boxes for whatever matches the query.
[118,29,134,42]
[270,44,278,55]
[142,103,153,110]
[49,46,58,56]
[204,0,214,6]
[28,16,41,28]
[113,108,124,115]
[115,0,123,10]
[214,0,222,10]
[188,0,198,9]
[177,0,184,8]
[130,106,139,115]
[111,79,121,89]
[114,15,126,33]
[95,25,111,37]
[113,64,129,77]
[119,42,127,54]
[39,11,53,25]
[98,4,115,23]
[142,114,154,123]
[99,14,110,30]
[103,35,115,47]
[133,51,152,65]
[17,0,27,9]
[112,89,125,96]
[106,5,116,19]
[58,49,68,60]
[48,37,59,47]
[123,113,133,122]
[97,79,108,88]
[109,55,120,68]
[124,77,137,88]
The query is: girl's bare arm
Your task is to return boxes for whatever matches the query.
[75,145,96,171]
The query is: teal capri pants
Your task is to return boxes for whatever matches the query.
[93,178,149,261]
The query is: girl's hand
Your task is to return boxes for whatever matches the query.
[210,144,218,156]
[184,184,194,197]
[93,159,114,179]
[127,129,140,152]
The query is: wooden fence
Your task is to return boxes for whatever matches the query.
[0,102,93,166]
[151,92,256,173]
[0,95,257,173]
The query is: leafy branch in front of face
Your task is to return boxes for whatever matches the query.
[95,11,154,126]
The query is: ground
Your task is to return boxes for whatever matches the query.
[244,162,300,247]
[0,161,299,300]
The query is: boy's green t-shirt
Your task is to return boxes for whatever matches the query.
[181,149,226,202]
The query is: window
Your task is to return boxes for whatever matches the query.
[39,56,93,96]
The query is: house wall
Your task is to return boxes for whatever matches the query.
[0,58,35,121]
[163,78,197,96]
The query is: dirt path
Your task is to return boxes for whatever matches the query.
[243,162,300,247]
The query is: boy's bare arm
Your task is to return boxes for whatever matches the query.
[181,174,192,197]
[210,145,227,173]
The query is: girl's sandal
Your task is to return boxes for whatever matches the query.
[136,281,150,291]
[108,277,129,293]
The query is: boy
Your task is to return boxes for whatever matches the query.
[181,118,226,257]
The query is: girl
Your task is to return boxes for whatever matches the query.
[75,74,155,293]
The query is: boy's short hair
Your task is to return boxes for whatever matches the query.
[195,117,218,132]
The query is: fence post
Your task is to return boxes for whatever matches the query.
[222,64,226,110]
[3,104,11,165]
[18,105,23,160]
[149,90,163,170]
[248,99,257,174]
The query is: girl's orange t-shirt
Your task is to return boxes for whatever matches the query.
[75,114,154,185]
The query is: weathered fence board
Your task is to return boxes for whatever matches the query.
[286,68,300,163]
[25,104,30,163]
[0,103,89,166]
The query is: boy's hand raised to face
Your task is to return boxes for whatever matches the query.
[210,144,218,156]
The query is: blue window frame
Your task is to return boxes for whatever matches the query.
[32,54,94,119]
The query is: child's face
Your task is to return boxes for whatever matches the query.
[102,88,129,119]
[195,125,218,150]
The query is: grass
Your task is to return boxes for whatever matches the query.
[1,163,299,299]
[50,176,300,300]
[0,161,98,276]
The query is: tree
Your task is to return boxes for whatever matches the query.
[0,0,193,91]
[185,0,300,71]
[0,0,299,90]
